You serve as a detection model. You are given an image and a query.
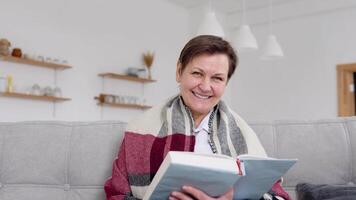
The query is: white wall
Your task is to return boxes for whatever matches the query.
[0,0,190,122]
[228,0,356,121]
[3,0,356,122]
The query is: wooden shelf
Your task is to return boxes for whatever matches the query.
[0,56,72,70]
[1,92,71,102]
[97,102,151,109]
[94,96,151,109]
[98,73,156,83]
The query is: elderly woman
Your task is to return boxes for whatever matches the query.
[104,35,290,200]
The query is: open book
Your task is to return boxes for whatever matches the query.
[143,151,297,200]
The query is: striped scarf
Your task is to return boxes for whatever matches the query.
[105,95,268,199]
[159,95,248,157]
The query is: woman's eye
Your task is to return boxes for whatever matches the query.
[192,72,202,76]
[213,77,223,81]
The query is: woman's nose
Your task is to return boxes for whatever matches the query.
[198,78,212,92]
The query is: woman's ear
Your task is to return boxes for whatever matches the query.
[176,63,182,83]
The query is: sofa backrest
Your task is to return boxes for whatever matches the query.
[0,121,126,200]
[0,119,355,200]
[250,118,356,199]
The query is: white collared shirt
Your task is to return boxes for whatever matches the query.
[193,111,214,154]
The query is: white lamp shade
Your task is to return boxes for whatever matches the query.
[196,11,225,37]
[234,24,258,52]
[261,34,284,60]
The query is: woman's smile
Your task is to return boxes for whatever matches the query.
[191,91,212,100]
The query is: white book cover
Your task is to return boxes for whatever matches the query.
[143,151,240,200]
[143,151,297,200]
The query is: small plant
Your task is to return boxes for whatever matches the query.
[143,51,154,79]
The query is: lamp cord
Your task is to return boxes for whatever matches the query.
[242,0,246,24]
[269,0,273,34]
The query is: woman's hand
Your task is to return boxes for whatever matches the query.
[169,186,233,200]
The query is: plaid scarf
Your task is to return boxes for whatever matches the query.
[105,95,278,200]
[158,96,249,157]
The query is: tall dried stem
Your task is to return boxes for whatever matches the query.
[143,51,154,79]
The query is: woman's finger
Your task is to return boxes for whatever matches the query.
[170,191,194,200]
[168,195,180,200]
[181,186,210,200]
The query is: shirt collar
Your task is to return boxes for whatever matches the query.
[193,110,213,134]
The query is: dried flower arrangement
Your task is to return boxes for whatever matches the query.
[142,51,154,79]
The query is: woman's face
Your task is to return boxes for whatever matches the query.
[176,53,229,119]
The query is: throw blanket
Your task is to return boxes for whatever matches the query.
[296,183,356,200]
[104,96,290,200]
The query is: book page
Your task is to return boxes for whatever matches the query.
[233,158,297,199]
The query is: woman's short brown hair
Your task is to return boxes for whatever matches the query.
[178,35,238,80]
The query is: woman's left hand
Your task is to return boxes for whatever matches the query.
[169,186,233,200]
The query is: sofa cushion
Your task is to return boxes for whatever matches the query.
[250,119,356,200]
[0,121,126,200]
[69,123,125,186]
[249,123,275,157]
[345,119,356,185]
[296,183,356,200]
[274,121,350,186]
[1,123,71,184]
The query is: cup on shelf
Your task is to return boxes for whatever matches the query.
[128,96,138,105]
[118,95,125,104]
[53,87,62,97]
[104,95,114,103]
[37,55,45,62]
[138,68,147,79]
[124,96,129,104]
[140,98,147,106]
[42,86,54,96]
[30,84,41,96]
[45,57,52,63]
[113,95,119,104]
[30,83,41,95]
[23,53,31,60]
[53,58,60,64]
[132,97,139,105]
[30,54,37,60]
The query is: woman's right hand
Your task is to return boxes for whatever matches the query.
[169,186,233,200]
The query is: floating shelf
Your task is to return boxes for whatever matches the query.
[94,96,151,109]
[98,73,156,83]
[0,56,72,70]
[97,102,151,109]
[1,92,71,102]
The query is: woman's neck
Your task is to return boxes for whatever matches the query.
[178,96,212,128]
[192,114,206,129]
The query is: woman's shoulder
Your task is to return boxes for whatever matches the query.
[126,101,166,135]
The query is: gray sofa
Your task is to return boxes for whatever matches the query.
[0,119,355,200]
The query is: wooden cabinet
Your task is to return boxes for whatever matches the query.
[95,72,155,110]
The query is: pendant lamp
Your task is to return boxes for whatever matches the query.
[196,0,225,37]
[261,0,284,60]
[234,0,258,51]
